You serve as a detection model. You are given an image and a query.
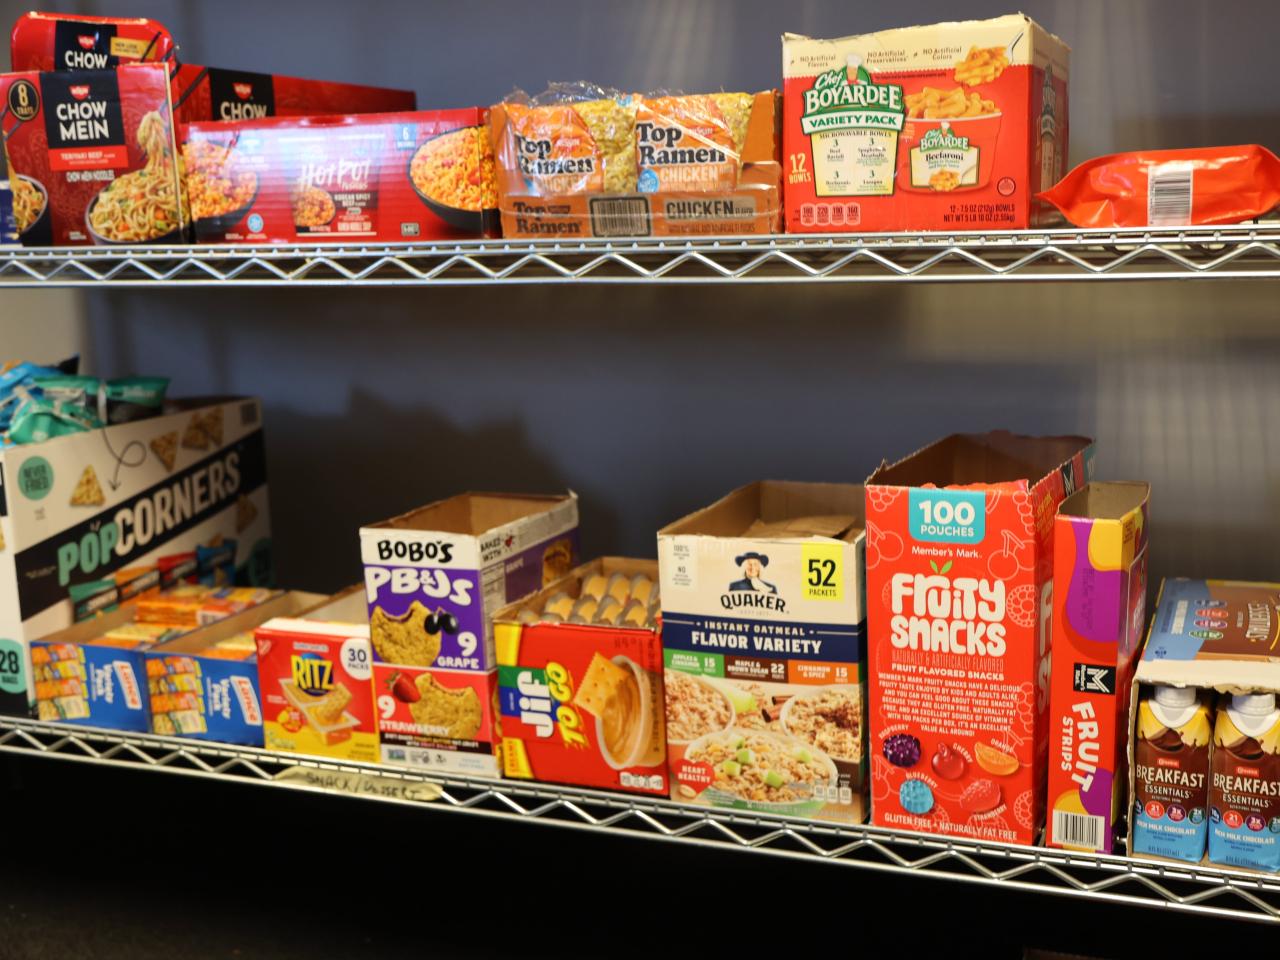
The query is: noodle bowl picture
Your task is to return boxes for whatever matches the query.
[11,174,47,234]
[85,110,185,244]
[408,126,498,232]
[292,183,336,228]
[182,140,258,226]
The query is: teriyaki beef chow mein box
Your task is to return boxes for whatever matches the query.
[182,109,498,243]
[10,12,177,72]
[0,63,185,246]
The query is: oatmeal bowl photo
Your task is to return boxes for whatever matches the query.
[779,684,864,766]
[683,727,838,819]
[663,669,736,762]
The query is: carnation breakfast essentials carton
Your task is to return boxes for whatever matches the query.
[359,492,579,774]
[657,482,867,823]
[864,431,1093,844]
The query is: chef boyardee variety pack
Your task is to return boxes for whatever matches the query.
[359,492,579,774]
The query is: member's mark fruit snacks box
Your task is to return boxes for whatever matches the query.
[865,431,1093,844]
[658,481,867,823]
[1046,482,1149,853]
[783,14,1069,232]
[494,558,666,795]
[360,492,579,773]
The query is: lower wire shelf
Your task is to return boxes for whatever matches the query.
[1,714,1276,924]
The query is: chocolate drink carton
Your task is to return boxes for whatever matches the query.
[1209,692,1280,872]
[1132,685,1212,862]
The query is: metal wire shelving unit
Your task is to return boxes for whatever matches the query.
[2,223,1280,286]
[1,715,1277,924]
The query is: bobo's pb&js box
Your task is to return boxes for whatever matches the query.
[1045,482,1149,853]
[782,14,1069,232]
[360,492,579,773]
[494,558,666,794]
[658,482,867,823]
[864,431,1093,845]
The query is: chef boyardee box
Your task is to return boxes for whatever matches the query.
[0,397,273,717]
[360,492,578,772]
[657,482,867,823]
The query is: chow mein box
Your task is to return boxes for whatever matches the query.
[493,558,667,795]
[490,89,781,238]
[657,482,868,823]
[783,15,1069,232]
[0,63,185,246]
[10,12,177,72]
[182,108,498,244]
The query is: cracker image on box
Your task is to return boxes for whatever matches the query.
[150,431,178,472]
[70,465,105,507]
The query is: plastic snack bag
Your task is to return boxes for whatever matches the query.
[1037,144,1280,228]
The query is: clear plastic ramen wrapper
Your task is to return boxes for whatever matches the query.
[1037,145,1280,227]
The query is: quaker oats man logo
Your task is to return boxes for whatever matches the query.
[729,552,777,595]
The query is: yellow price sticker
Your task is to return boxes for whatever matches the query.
[801,543,843,601]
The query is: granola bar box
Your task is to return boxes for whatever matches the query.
[494,557,666,795]
[359,492,578,771]
[182,109,498,245]
[865,431,1093,845]
[783,14,1069,232]
[0,397,273,719]
[657,482,867,823]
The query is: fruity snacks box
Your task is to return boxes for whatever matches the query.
[864,431,1093,845]
[493,558,666,795]
[360,492,578,773]
[1045,482,1149,854]
[490,88,781,238]
[1127,579,1280,873]
[657,482,867,823]
[782,14,1069,232]
[182,109,498,245]
[0,397,273,718]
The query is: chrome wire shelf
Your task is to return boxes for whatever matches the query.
[2,223,1280,286]
[1,716,1278,924]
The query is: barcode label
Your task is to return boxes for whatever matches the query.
[1147,161,1193,226]
[589,197,651,238]
[1052,810,1107,851]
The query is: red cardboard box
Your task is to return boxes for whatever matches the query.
[493,558,667,794]
[864,431,1093,844]
[10,12,176,72]
[182,109,498,243]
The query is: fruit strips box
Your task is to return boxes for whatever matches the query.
[493,557,666,795]
[1045,482,1149,854]
[182,109,498,244]
[864,431,1093,845]
[657,481,867,823]
[0,397,272,718]
[782,14,1069,232]
[360,492,579,774]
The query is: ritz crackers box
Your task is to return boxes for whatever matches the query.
[1046,482,1150,853]
[360,493,579,775]
[494,558,666,795]
[782,15,1069,232]
[0,398,272,718]
[658,482,867,823]
[864,432,1093,844]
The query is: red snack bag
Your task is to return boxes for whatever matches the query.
[1037,145,1280,228]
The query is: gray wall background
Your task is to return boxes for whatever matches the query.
[1,0,1278,592]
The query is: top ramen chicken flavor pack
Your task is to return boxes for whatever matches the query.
[783,15,1069,232]
[490,83,781,238]
[1,63,186,246]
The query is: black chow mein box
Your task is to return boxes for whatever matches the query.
[0,62,185,246]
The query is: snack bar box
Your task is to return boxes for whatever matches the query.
[783,14,1069,232]
[864,431,1093,845]
[494,557,666,795]
[142,590,327,745]
[1045,482,1149,854]
[657,481,867,824]
[0,397,273,718]
[183,109,498,245]
[360,491,579,773]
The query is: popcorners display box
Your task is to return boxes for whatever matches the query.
[0,397,272,716]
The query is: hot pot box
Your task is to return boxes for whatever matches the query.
[864,431,1094,845]
[494,557,666,795]
[489,90,780,239]
[0,64,186,246]
[657,481,868,824]
[0,397,273,718]
[782,14,1069,232]
[182,109,499,244]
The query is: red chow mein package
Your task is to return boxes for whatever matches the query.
[10,12,176,72]
[1038,145,1280,227]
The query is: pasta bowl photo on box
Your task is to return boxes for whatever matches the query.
[408,125,500,234]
